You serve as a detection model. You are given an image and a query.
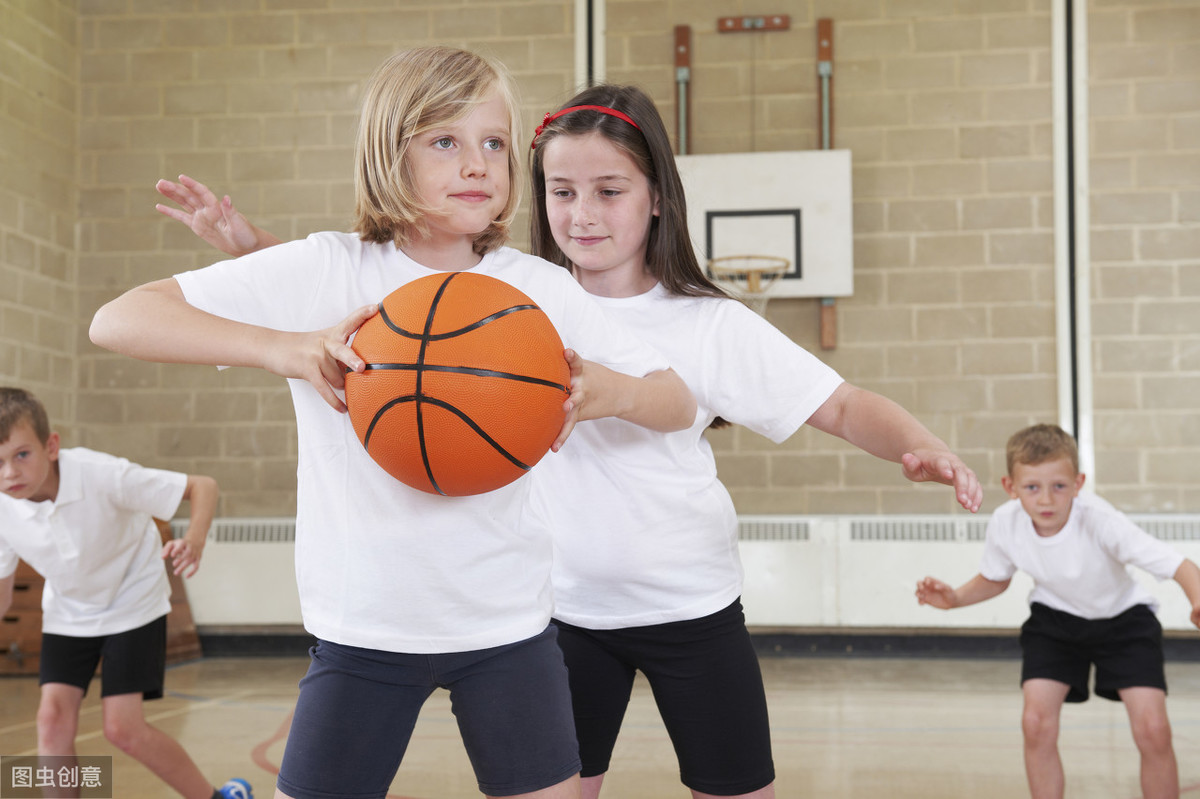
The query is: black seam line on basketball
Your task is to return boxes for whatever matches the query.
[377,302,544,340]
[415,274,458,496]
[361,393,534,483]
[360,363,569,392]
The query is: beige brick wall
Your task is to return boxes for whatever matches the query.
[1088,1,1200,511]
[72,1,578,516]
[1,1,1196,518]
[605,1,1058,512]
[0,0,78,439]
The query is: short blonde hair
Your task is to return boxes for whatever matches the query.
[1005,424,1079,476]
[352,46,522,255]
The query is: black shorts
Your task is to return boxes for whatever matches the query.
[553,599,774,796]
[39,615,167,700]
[1020,602,1166,703]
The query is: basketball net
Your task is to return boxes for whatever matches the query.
[707,255,789,315]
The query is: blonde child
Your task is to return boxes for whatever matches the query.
[917,424,1200,799]
[0,388,249,799]
[91,48,695,799]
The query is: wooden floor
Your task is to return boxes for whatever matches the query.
[2,654,1199,798]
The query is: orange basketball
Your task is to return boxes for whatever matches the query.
[344,272,570,496]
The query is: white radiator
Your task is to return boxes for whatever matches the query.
[174,515,1200,632]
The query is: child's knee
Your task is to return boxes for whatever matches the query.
[1131,714,1173,754]
[36,700,77,741]
[102,713,147,754]
[1021,705,1059,747]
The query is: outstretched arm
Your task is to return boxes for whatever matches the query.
[90,278,376,412]
[552,351,696,451]
[806,382,982,512]
[156,174,282,257]
[916,574,1010,610]
[0,572,13,618]
[1173,558,1200,629]
[161,475,219,578]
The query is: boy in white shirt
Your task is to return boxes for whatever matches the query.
[916,423,1200,799]
[0,387,251,799]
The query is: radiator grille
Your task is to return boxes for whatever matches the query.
[174,514,1200,544]
[849,517,988,542]
[737,517,810,541]
[170,517,296,542]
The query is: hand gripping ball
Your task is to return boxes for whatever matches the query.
[345,272,570,496]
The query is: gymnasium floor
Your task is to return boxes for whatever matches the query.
[2,654,1199,798]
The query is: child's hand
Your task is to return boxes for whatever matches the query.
[264,305,378,412]
[901,450,983,513]
[1191,603,1200,630]
[162,536,204,578]
[915,576,957,609]
[155,174,264,257]
[551,348,585,451]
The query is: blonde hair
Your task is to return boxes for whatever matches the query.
[0,387,51,445]
[1005,424,1079,476]
[352,46,522,255]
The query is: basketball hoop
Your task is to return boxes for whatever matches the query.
[707,255,790,315]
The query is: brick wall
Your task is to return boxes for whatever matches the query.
[0,0,78,439]
[1,0,1195,518]
[72,1,577,516]
[1088,1,1200,511]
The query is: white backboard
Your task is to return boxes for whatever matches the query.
[675,150,853,298]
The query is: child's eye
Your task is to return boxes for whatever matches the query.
[484,137,506,152]
[433,136,454,149]
[599,189,621,198]
[550,188,574,199]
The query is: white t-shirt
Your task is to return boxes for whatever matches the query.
[0,448,185,636]
[536,284,844,628]
[979,491,1184,619]
[174,232,669,653]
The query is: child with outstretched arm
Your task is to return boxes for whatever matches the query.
[0,387,250,799]
[917,423,1200,799]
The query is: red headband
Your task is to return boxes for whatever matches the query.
[530,105,641,149]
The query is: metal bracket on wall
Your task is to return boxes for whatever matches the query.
[717,15,790,32]
[817,18,838,350]
[675,25,692,155]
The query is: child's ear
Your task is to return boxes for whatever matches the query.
[652,190,660,218]
[1075,472,1086,492]
[46,432,60,461]
[1000,475,1017,499]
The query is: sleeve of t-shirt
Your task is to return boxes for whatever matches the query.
[174,234,345,331]
[111,458,189,522]
[1100,511,1185,582]
[977,508,1019,582]
[702,299,844,444]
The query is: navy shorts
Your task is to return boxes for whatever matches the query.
[1020,602,1166,703]
[276,625,580,799]
[39,615,167,700]
[554,599,774,796]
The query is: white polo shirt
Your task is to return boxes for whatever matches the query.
[0,448,186,636]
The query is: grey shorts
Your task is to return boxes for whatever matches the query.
[276,625,580,799]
